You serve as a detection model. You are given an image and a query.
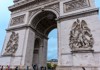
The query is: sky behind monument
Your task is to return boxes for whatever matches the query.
[0,0,100,60]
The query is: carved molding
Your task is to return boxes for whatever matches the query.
[69,19,94,51]
[29,3,59,18]
[29,9,40,21]
[57,8,98,22]
[10,14,25,26]
[3,32,19,56]
[45,3,59,14]
[11,0,58,15]
[28,3,59,23]
[63,0,90,13]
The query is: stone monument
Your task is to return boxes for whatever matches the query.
[0,0,100,70]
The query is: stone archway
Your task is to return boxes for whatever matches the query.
[30,10,57,36]
[30,10,58,69]
[1,0,100,70]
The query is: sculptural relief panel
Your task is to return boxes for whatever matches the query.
[69,19,94,51]
[63,0,90,13]
[3,32,19,56]
[10,14,25,26]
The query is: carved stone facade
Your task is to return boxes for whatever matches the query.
[10,0,58,15]
[10,15,25,26]
[69,19,94,51]
[63,0,90,13]
[29,9,40,21]
[28,3,59,21]
[3,32,19,56]
[0,0,100,70]
[28,3,59,28]
[45,3,59,14]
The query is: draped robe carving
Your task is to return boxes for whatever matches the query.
[3,32,19,56]
[69,19,94,51]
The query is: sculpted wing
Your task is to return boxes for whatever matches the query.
[72,21,78,30]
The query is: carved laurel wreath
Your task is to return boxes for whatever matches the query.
[3,32,19,56]
[69,19,94,51]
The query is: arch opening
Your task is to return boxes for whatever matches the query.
[31,11,57,36]
[47,28,58,60]
[31,10,58,69]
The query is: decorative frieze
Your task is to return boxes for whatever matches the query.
[63,0,90,13]
[28,3,59,24]
[10,14,25,26]
[29,3,59,18]
[69,19,94,51]
[57,8,98,22]
[3,32,19,56]
[11,0,58,15]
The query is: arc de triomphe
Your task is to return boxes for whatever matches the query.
[0,0,100,70]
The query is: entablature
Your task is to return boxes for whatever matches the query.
[9,0,58,12]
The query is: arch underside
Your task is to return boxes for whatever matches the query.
[31,11,57,36]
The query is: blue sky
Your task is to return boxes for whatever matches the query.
[0,0,100,60]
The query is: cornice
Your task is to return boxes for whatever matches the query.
[6,24,48,39]
[57,8,99,21]
[9,0,36,11]
[9,0,58,12]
